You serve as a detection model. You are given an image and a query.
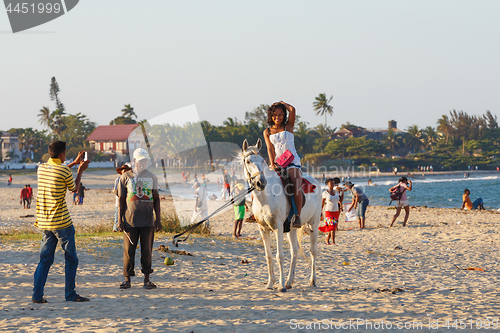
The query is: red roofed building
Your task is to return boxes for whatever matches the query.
[86,124,141,163]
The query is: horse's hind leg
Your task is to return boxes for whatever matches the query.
[309,222,318,287]
[285,229,299,289]
[259,225,275,290]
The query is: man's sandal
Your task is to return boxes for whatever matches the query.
[72,295,90,302]
[32,298,48,304]
[143,282,157,289]
[120,281,131,289]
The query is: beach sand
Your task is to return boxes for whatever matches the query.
[1,172,500,332]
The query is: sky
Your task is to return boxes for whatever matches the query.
[1,0,500,133]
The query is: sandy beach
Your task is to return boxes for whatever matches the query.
[1,171,500,332]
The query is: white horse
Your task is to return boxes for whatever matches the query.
[241,139,322,292]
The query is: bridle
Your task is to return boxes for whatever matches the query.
[242,150,264,187]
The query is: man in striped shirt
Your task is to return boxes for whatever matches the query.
[32,141,90,303]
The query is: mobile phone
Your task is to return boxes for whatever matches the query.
[84,152,88,161]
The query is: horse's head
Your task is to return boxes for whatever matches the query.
[241,138,267,191]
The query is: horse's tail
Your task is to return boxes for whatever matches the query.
[297,225,309,261]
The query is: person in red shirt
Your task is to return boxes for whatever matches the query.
[20,185,30,209]
[27,184,33,206]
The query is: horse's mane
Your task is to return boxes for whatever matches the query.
[237,146,264,164]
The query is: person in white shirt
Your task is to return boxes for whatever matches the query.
[319,178,342,245]
[192,181,209,230]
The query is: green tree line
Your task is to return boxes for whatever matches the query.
[3,83,499,171]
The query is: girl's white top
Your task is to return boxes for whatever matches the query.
[269,130,301,167]
[322,190,340,212]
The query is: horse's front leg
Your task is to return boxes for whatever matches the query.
[285,229,299,289]
[259,225,275,290]
[309,222,319,287]
[275,228,286,292]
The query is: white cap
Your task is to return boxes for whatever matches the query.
[133,148,150,161]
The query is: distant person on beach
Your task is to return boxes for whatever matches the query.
[27,184,33,206]
[232,179,246,238]
[461,189,484,211]
[389,176,412,227]
[20,185,30,209]
[320,178,341,245]
[7,174,12,186]
[32,141,90,303]
[223,170,231,199]
[113,164,131,232]
[333,177,344,208]
[192,180,209,229]
[231,170,237,186]
[77,183,87,205]
[118,148,161,290]
[221,186,228,200]
[345,181,369,229]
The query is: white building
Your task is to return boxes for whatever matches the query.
[0,132,23,163]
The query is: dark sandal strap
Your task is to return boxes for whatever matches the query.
[32,298,48,303]
[143,282,157,289]
[72,295,90,302]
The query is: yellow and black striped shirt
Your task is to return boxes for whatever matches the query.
[35,158,76,230]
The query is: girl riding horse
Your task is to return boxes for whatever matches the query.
[263,101,303,228]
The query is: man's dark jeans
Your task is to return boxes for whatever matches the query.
[32,225,79,302]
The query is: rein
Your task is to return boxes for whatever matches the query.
[172,185,255,247]
[173,150,262,246]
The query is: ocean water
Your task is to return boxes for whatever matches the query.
[164,172,500,210]
[339,173,500,210]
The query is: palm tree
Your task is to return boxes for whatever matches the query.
[38,106,52,130]
[384,128,400,154]
[313,93,334,129]
[405,125,424,153]
[310,124,333,153]
[422,126,438,150]
[222,117,239,127]
[121,104,137,120]
[437,115,452,144]
[51,109,66,139]
[50,77,65,112]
